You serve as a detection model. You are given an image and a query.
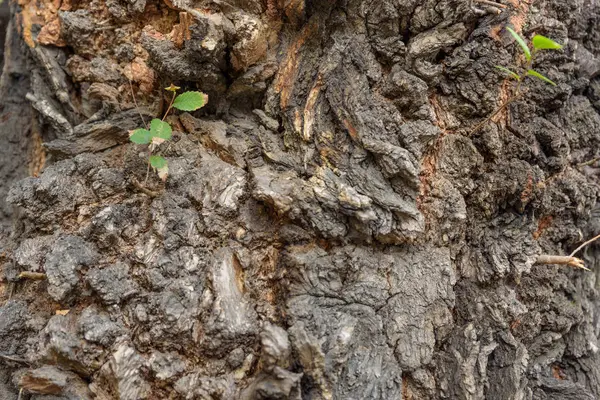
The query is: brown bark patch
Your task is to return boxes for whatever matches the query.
[274,19,317,109]
[551,364,567,380]
[17,0,69,47]
[170,11,192,49]
[20,375,63,395]
[37,16,65,46]
[233,252,246,295]
[302,74,323,141]
[17,0,42,48]
[284,0,305,27]
[519,173,534,207]
[533,215,554,240]
[123,57,156,94]
[507,0,532,34]
[489,24,503,42]
[342,119,359,142]
[29,121,46,177]
[489,1,532,45]
[419,93,448,201]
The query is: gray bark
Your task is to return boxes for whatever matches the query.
[0,0,600,399]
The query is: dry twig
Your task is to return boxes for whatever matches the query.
[0,352,30,365]
[536,255,588,271]
[535,233,600,272]
[473,0,507,8]
[18,271,46,280]
[131,177,160,198]
[577,156,600,168]
[569,233,600,257]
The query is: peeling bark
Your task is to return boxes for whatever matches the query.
[1,0,600,399]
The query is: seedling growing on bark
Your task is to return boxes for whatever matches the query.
[129,84,208,182]
[470,27,562,134]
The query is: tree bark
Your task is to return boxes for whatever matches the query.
[1,0,600,399]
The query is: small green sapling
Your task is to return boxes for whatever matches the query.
[129,84,208,182]
[470,27,563,134]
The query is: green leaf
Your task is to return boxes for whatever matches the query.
[150,155,169,181]
[129,128,151,144]
[532,35,562,50]
[495,66,520,80]
[506,27,531,61]
[149,118,172,140]
[149,155,168,169]
[527,69,557,86]
[172,91,208,111]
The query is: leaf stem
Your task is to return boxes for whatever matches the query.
[162,91,177,122]
[144,152,151,185]
[0,353,30,365]
[470,43,535,135]
[468,93,521,135]
[577,156,600,168]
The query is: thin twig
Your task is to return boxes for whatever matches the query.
[18,271,46,280]
[143,90,176,185]
[129,79,148,130]
[577,156,600,168]
[0,352,30,365]
[95,26,117,31]
[131,178,160,198]
[536,254,589,271]
[469,96,517,135]
[473,0,507,8]
[570,233,600,257]
[129,79,152,185]
[469,84,526,136]
[144,157,151,186]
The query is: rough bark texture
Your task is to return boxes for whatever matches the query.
[0,0,600,399]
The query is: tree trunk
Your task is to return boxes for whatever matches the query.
[1,0,600,399]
